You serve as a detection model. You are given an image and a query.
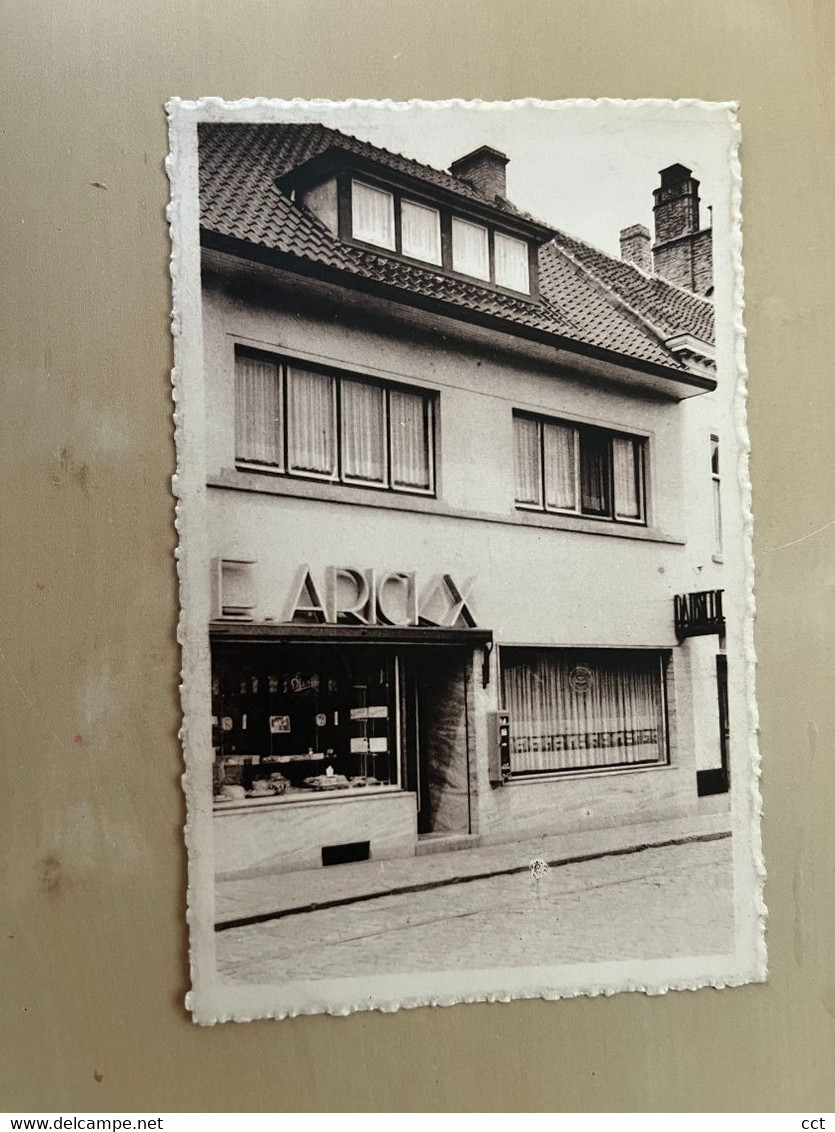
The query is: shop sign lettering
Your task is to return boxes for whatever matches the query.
[285,565,477,628]
[510,728,659,755]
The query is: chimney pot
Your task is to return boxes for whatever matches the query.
[653,164,701,245]
[619,223,652,273]
[450,145,509,201]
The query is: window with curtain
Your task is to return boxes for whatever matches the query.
[287,366,337,477]
[451,217,490,280]
[344,180,538,291]
[351,180,396,250]
[711,434,722,556]
[389,388,432,490]
[234,350,435,496]
[501,648,668,775]
[401,200,442,265]
[513,415,543,507]
[513,412,646,524]
[341,378,386,484]
[494,232,530,293]
[235,354,283,467]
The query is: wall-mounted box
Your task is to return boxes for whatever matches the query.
[487,710,511,785]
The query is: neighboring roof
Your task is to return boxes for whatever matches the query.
[549,228,714,344]
[198,123,715,376]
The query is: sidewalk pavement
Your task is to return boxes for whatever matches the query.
[215,833,735,984]
[215,809,732,927]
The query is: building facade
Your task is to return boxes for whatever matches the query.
[197,124,736,881]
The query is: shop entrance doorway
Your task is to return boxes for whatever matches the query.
[402,649,474,837]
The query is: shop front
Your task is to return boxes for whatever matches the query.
[211,612,492,878]
[208,548,706,879]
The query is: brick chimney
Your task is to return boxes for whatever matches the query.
[651,164,713,295]
[450,145,509,201]
[619,223,652,273]
[653,164,701,243]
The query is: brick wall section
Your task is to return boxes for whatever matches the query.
[653,187,700,243]
[619,224,653,273]
[449,147,509,201]
[653,228,714,296]
[691,228,714,295]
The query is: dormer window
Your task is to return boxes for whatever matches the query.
[495,232,530,293]
[345,178,535,295]
[451,218,490,280]
[401,200,442,265]
[351,181,395,250]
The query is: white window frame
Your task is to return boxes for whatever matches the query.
[234,349,436,498]
[285,366,339,482]
[351,179,396,251]
[400,199,442,266]
[451,216,491,281]
[513,411,647,526]
[494,231,531,294]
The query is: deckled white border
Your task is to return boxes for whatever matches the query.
[166,98,766,1025]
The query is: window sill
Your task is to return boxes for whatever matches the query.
[505,760,673,787]
[213,785,406,815]
[511,508,682,543]
[208,468,686,546]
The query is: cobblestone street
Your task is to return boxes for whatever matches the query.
[216,833,734,985]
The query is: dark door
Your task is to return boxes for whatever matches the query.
[402,649,473,835]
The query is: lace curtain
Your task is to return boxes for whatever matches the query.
[613,436,641,519]
[513,415,542,505]
[341,378,386,483]
[543,422,578,510]
[234,355,283,466]
[401,201,441,265]
[502,650,666,774]
[451,217,490,280]
[287,367,336,476]
[352,181,395,250]
[495,232,530,292]
[390,389,430,489]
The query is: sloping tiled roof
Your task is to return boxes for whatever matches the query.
[198,123,714,372]
[199,122,543,226]
[549,228,714,344]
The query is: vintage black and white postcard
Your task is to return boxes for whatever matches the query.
[167,98,764,1023]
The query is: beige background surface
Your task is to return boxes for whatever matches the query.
[1,0,833,1112]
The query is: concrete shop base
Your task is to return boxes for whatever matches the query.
[214,790,418,879]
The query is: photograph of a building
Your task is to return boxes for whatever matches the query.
[170,101,761,1017]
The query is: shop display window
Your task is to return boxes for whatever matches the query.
[500,647,669,776]
[212,644,400,803]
